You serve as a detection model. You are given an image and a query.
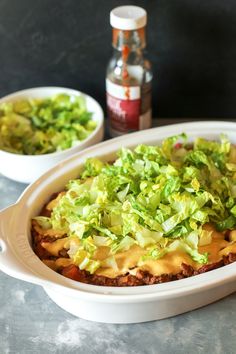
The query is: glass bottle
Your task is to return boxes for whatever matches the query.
[106,6,152,137]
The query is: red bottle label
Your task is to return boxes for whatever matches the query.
[107,92,141,133]
[106,79,141,135]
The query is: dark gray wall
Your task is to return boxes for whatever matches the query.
[0,0,236,118]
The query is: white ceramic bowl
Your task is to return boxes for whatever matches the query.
[0,122,236,323]
[0,87,104,183]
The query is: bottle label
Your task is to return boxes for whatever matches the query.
[106,79,141,134]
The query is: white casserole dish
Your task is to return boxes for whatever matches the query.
[0,121,236,324]
[0,87,104,183]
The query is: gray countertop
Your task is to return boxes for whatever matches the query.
[1,121,236,354]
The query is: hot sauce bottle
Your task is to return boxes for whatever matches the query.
[106,6,152,137]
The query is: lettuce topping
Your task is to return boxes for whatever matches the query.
[34,134,236,274]
[0,93,96,155]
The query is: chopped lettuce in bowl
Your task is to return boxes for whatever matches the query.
[0,87,104,183]
[0,93,97,155]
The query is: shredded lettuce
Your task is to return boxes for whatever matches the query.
[0,94,96,155]
[33,216,52,229]
[44,134,236,273]
[67,237,100,274]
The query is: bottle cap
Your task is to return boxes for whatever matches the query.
[110,6,147,30]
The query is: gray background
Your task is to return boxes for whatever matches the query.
[0,0,236,118]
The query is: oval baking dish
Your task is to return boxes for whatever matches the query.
[1,121,236,323]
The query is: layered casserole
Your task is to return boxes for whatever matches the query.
[32,134,236,286]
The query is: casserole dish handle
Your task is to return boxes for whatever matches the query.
[0,204,42,285]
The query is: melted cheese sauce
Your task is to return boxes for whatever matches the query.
[32,220,65,238]
[219,243,236,257]
[138,251,196,277]
[96,245,145,278]
[38,221,236,277]
[41,238,69,256]
[46,192,65,210]
[43,258,73,271]
[198,224,228,263]
[96,224,236,277]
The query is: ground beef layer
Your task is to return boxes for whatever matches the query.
[59,253,236,287]
[32,197,236,287]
